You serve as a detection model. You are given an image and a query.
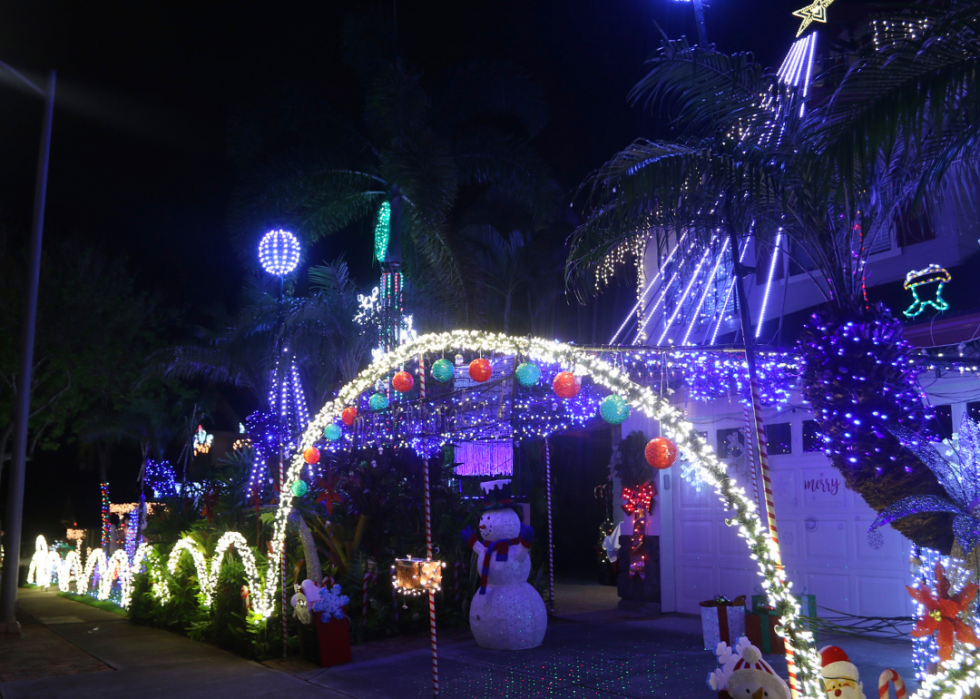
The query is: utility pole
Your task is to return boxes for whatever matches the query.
[0,68,56,634]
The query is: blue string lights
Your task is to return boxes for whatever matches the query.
[257,229,301,277]
[145,460,177,499]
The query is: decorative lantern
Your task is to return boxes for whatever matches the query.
[290,479,309,497]
[392,371,414,393]
[645,437,678,470]
[324,424,342,442]
[599,395,630,425]
[515,361,541,387]
[553,371,582,399]
[341,406,358,426]
[303,447,320,465]
[469,358,492,383]
[391,558,445,596]
[431,358,454,383]
[369,393,389,412]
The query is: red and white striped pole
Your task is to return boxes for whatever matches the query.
[544,438,555,614]
[742,403,761,516]
[420,354,439,698]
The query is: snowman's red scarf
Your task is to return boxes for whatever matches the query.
[465,532,532,595]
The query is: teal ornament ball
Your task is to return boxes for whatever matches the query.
[324,424,342,442]
[290,479,309,497]
[431,358,454,383]
[369,393,389,412]
[599,395,630,425]
[515,362,541,387]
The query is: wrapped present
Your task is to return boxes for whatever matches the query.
[315,614,352,667]
[746,609,784,654]
[699,595,746,651]
[750,593,817,643]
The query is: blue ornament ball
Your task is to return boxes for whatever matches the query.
[290,479,309,497]
[324,424,342,442]
[599,395,631,425]
[515,362,541,387]
[368,393,389,412]
[431,358,454,383]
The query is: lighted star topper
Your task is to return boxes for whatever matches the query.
[793,0,835,37]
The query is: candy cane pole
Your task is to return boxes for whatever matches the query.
[545,437,555,614]
[878,669,907,699]
[743,403,761,514]
[421,362,439,698]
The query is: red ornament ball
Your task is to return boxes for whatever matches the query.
[392,370,414,393]
[644,438,678,470]
[303,447,320,465]
[341,406,357,426]
[469,358,492,383]
[552,371,582,399]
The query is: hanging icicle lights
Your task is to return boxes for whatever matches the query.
[257,229,301,277]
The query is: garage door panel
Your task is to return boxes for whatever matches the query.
[804,518,849,559]
[856,575,914,617]
[677,565,718,613]
[679,520,714,555]
[806,573,853,615]
[801,467,848,510]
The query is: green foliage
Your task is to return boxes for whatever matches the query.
[56,591,126,616]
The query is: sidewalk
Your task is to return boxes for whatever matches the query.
[0,586,918,699]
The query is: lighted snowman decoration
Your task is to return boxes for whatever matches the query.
[461,479,547,649]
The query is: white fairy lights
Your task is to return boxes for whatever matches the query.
[257,229,301,277]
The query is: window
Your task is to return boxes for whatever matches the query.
[802,420,822,453]
[765,423,792,455]
[717,427,746,460]
[896,205,936,247]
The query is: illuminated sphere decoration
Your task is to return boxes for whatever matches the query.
[645,437,678,470]
[341,406,358,426]
[323,424,342,442]
[290,479,309,497]
[258,229,301,277]
[469,358,493,383]
[430,358,454,383]
[303,447,320,465]
[369,393,389,412]
[515,361,541,388]
[599,395,630,425]
[552,371,582,399]
[392,371,414,393]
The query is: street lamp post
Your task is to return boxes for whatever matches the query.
[0,66,56,634]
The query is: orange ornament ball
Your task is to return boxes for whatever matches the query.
[552,371,582,399]
[303,447,320,465]
[469,358,492,383]
[392,371,414,393]
[341,406,358,426]
[644,438,678,470]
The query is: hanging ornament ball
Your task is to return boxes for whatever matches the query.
[599,395,631,425]
[323,424,342,442]
[290,479,309,497]
[553,371,582,399]
[454,353,465,367]
[369,393,389,412]
[515,361,541,387]
[392,371,414,393]
[341,406,358,426]
[431,358,454,383]
[469,358,493,383]
[645,437,678,470]
[303,447,320,465]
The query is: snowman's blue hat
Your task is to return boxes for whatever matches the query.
[479,479,514,511]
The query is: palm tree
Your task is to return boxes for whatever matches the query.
[567,3,980,553]
[227,7,555,316]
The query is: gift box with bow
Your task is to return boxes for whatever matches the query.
[699,595,747,651]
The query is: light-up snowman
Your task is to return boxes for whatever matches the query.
[462,479,547,650]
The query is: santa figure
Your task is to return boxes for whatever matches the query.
[707,637,790,699]
[820,646,866,699]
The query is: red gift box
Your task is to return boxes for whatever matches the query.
[745,611,785,654]
[315,614,352,667]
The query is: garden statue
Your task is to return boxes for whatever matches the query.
[461,479,547,649]
[707,637,790,699]
[819,645,866,699]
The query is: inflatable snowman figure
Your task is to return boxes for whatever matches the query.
[461,479,547,650]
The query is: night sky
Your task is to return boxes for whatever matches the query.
[1,0,809,536]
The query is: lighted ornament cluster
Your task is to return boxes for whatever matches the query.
[257,229,301,277]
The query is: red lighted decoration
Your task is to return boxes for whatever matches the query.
[303,447,321,465]
[645,437,678,470]
[469,358,492,383]
[907,561,979,662]
[552,371,582,399]
[621,482,657,516]
[392,370,414,393]
[341,406,357,426]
